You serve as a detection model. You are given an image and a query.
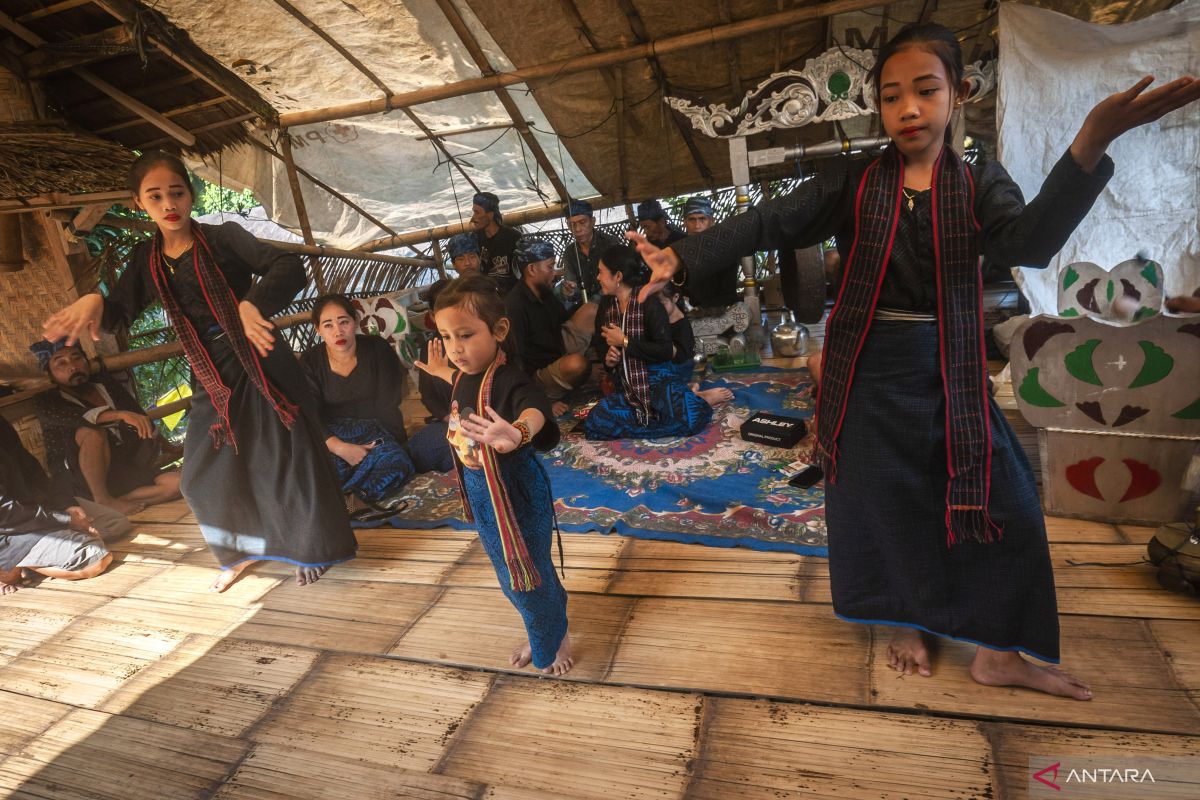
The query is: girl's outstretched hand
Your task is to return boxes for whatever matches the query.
[1071,75,1200,171]
[238,301,275,357]
[625,231,681,303]
[460,406,521,453]
[43,293,104,345]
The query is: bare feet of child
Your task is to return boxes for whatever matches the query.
[887,627,934,677]
[511,640,533,669]
[970,648,1092,700]
[551,401,570,417]
[210,560,254,593]
[1,567,25,595]
[296,565,329,586]
[542,633,574,677]
[695,386,734,406]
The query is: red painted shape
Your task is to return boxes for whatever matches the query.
[1065,457,1105,500]
[1120,459,1161,502]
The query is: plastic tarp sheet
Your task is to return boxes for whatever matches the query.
[157,0,596,248]
[997,1,1199,314]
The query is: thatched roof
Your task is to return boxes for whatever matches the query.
[0,122,134,200]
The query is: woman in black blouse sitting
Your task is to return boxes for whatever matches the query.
[582,246,713,440]
[301,295,414,518]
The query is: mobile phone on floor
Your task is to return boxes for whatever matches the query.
[788,465,824,489]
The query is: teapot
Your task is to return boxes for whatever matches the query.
[770,309,809,357]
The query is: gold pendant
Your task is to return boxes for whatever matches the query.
[907,197,914,211]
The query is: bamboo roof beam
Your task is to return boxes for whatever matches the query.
[133,112,257,149]
[21,25,132,78]
[431,0,569,202]
[90,0,278,125]
[279,130,325,292]
[556,0,637,134]
[0,189,132,215]
[264,0,480,194]
[95,95,233,135]
[275,0,899,129]
[15,0,92,24]
[612,0,713,188]
[0,9,195,146]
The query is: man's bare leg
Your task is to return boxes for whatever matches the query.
[211,560,255,593]
[120,471,182,507]
[28,551,114,581]
[1,566,25,594]
[75,428,143,515]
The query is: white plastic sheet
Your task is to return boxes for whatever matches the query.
[997,1,1200,314]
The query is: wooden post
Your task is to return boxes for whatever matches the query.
[0,216,22,272]
[430,238,448,279]
[278,130,326,293]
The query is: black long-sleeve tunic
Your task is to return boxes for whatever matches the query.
[672,150,1113,313]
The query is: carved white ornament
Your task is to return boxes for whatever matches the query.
[666,46,995,139]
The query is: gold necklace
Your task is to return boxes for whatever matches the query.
[901,187,919,211]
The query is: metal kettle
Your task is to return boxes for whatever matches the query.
[770,309,809,357]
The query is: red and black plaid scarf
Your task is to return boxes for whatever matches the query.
[814,146,1000,547]
[148,223,298,452]
[605,294,654,424]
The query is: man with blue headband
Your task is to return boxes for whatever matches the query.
[446,232,482,276]
[506,236,594,415]
[30,340,181,516]
[636,199,685,248]
[470,191,520,294]
[681,195,741,307]
[559,198,621,303]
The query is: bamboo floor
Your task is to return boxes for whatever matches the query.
[2,350,1197,798]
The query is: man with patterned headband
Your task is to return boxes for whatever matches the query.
[505,237,595,416]
[636,199,685,248]
[446,232,483,276]
[559,198,622,304]
[470,191,521,294]
[681,195,742,308]
[31,339,180,516]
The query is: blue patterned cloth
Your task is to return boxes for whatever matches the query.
[583,361,712,440]
[462,446,568,669]
[326,418,414,505]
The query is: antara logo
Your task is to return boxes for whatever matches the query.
[1033,761,1157,791]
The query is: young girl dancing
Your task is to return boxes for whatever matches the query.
[627,23,1200,699]
[415,274,573,675]
[42,152,356,593]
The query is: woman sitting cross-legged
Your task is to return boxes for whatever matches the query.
[301,294,415,520]
[582,246,714,440]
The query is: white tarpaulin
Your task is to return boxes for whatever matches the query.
[158,0,595,248]
[997,1,1200,314]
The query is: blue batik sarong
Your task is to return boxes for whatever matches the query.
[582,361,712,440]
[462,446,568,669]
[326,418,414,505]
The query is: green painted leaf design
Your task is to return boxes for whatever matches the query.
[1064,339,1103,386]
[1062,266,1080,290]
[1019,367,1066,408]
[1140,262,1160,287]
[1129,341,1173,389]
[1106,280,1115,303]
[1172,396,1200,420]
[1060,308,1080,317]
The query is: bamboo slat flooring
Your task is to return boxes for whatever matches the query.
[2,497,1198,798]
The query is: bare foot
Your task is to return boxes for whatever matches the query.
[970,648,1092,700]
[551,400,569,417]
[511,640,532,668]
[887,627,935,677]
[698,387,734,406]
[296,564,329,586]
[541,632,574,677]
[210,560,254,593]
[1,567,25,595]
[96,496,145,516]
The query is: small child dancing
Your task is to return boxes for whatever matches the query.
[416,274,573,675]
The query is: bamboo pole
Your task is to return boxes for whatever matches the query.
[355,194,626,252]
[98,213,434,268]
[276,0,899,129]
[278,131,326,292]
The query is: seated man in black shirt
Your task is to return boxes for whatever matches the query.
[505,238,594,416]
[31,340,180,516]
[636,199,686,248]
[680,196,742,308]
[1,416,113,594]
[471,192,520,294]
[446,232,483,276]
